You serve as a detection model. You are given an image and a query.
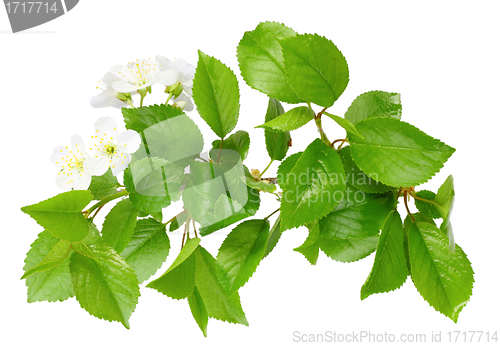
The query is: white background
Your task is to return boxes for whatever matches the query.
[1,0,499,344]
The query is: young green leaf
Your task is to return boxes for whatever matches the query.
[244,176,277,193]
[323,112,364,139]
[23,231,74,302]
[187,286,209,337]
[216,219,270,296]
[88,169,119,200]
[120,218,170,283]
[276,151,303,189]
[192,50,240,138]
[147,238,200,299]
[338,146,393,194]
[434,175,455,219]
[350,118,455,187]
[414,190,441,219]
[409,222,473,322]
[278,34,349,108]
[169,211,189,232]
[21,190,92,242]
[344,90,402,124]
[102,198,139,253]
[212,131,250,161]
[293,222,321,265]
[237,21,301,103]
[263,217,282,259]
[194,246,248,326]
[256,106,314,132]
[70,244,140,329]
[264,98,291,161]
[280,139,346,231]
[319,187,397,262]
[360,210,409,300]
[21,238,72,279]
[122,103,184,133]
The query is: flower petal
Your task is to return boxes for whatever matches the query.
[71,135,87,157]
[84,156,109,176]
[90,89,126,109]
[112,80,139,93]
[157,69,178,87]
[117,130,141,154]
[94,116,119,145]
[110,155,132,176]
[72,171,92,190]
[155,55,176,71]
[56,172,72,191]
[51,146,71,168]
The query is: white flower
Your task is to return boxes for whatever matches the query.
[51,135,92,191]
[109,58,172,93]
[86,116,141,176]
[172,92,194,112]
[155,56,195,95]
[90,72,130,108]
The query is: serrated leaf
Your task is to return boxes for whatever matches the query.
[263,217,282,259]
[237,21,301,103]
[350,117,455,187]
[212,130,250,161]
[192,51,240,138]
[323,112,364,139]
[264,98,291,161]
[280,139,346,231]
[188,286,209,337]
[403,213,436,274]
[294,222,320,265]
[169,211,188,232]
[121,218,170,283]
[102,198,139,253]
[409,222,473,322]
[217,219,269,295]
[256,106,314,132]
[122,103,184,133]
[414,190,441,219]
[21,238,72,279]
[361,210,409,300]
[319,187,397,262]
[88,169,119,200]
[70,244,140,329]
[276,151,303,189]
[194,246,248,326]
[338,146,393,194]
[278,34,349,108]
[21,190,92,242]
[23,231,74,302]
[345,90,402,124]
[147,238,200,299]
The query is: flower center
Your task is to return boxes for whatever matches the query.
[103,143,118,157]
[68,157,85,173]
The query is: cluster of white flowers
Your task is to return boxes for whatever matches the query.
[51,117,141,191]
[90,56,195,111]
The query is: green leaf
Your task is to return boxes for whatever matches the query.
[263,217,282,259]
[344,90,402,124]
[212,130,250,161]
[88,169,119,200]
[21,190,92,242]
[187,286,209,337]
[338,146,393,194]
[276,151,303,189]
[264,98,291,161]
[70,244,140,329]
[434,175,455,219]
[280,139,346,231]
[294,222,320,265]
[121,218,170,283]
[102,198,139,254]
[169,212,189,232]
[23,231,74,302]
[256,106,314,132]
[360,210,409,300]
[147,238,200,299]
[319,187,397,262]
[414,190,441,219]
[194,246,248,326]
[244,176,277,193]
[192,51,240,138]
[278,34,349,108]
[217,219,269,295]
[323,112,364,139]
[21,238,72,279]
[403,213,435,274]
[122,103,184,133]
[409,222,474,322]
[350,118,455,187]
[124,157,185,214]
[237,21,301,103]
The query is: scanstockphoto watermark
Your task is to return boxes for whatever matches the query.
[292,330,499,343]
